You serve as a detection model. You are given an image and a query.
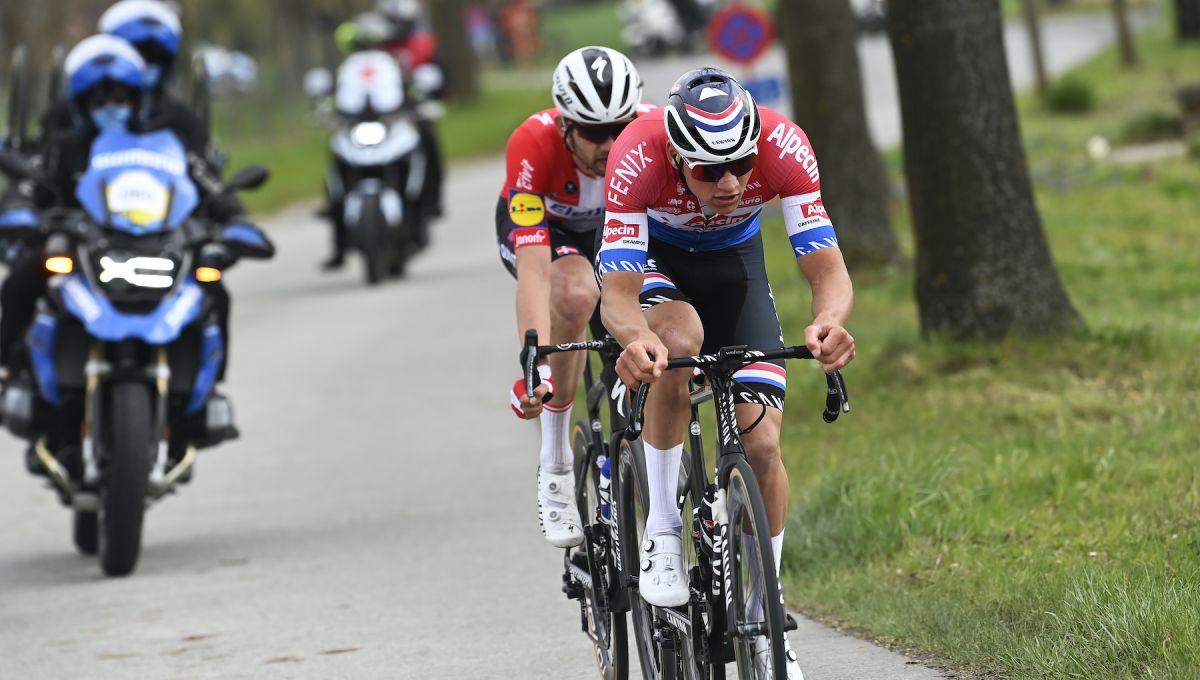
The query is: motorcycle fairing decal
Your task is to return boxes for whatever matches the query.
[60,274,205,344]
[76,129,199,234]
[186,324,223,415]
[28,313,61,406]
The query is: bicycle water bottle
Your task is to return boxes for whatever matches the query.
[597,454,612,521]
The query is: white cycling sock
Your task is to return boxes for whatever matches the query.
[643,443,684,537]
[539,401,573,474]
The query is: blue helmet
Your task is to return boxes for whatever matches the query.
[664,68,761,165]
[99,0,182,86]
[64,34,146,101]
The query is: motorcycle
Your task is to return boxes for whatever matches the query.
[305,50,437,284]
[0,128,273,576]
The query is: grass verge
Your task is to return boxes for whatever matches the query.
[771,23,1200,680]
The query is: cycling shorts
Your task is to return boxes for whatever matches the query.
[596,230,788,410]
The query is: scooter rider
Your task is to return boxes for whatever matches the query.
[501,47,648,547]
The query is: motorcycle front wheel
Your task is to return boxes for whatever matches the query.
[98,381,153,577]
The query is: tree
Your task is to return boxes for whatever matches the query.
[428,0,480,102]
[777,0,901,269]
[886,0,1082,340]
[1020,0,1048,100]
[1177,0,1200,39]
[1112,0,1139,67]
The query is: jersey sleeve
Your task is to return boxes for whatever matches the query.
[501,122,555,250]
[757,110,839,258]
[596,125,661,278]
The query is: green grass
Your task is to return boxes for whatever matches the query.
[215,83,546,215]
[770,24,1200,680]
[539,1,627,62]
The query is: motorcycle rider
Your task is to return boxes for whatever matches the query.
[0,35,149,381]
[322,4,445,269]
[501,47,648,547]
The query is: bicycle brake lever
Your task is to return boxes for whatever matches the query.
[523,329,540,397]
[822,370,849,423]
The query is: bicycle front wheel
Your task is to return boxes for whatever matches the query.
[617,436,704,680]
[573,421,629,680]
[724,460,789,679]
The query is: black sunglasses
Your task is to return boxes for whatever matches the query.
[573,122,631,144]
[683,153,757,183]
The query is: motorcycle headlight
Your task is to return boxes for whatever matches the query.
[350,121,387,147]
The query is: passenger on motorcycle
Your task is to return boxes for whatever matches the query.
[501,46,648,548]
[322,3,444,269]
[597,68,856,679]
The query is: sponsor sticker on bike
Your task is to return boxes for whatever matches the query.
[105,170,169,227]
[509,191,547,228]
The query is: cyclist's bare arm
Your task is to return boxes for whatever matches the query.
[514,244,553,346]
[600,270,667,386]
[797,248,855,372]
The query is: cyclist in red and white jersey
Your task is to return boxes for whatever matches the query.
[598,68,856,679]
[499,47,649,548]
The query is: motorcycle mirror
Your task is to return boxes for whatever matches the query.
[303,68,333,98]
[412,64,444,94]
[224,165,269,193]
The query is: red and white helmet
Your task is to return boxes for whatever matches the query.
[664,68,761,164]
[551,46,642,124]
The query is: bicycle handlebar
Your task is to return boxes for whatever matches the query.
[625,344,850,439]
[521,330,619,398]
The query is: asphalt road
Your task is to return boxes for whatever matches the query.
[0,159,947,680]
[0,11,1146,679]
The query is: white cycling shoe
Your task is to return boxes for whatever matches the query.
[638,530,690,607]
[752,635,804,680]
[537,467,584,548]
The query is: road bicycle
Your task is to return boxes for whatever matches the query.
[522,330,633,680]
[616,344,849,680]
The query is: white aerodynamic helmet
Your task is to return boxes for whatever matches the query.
[664,67,761,164]
[551,46,643,124]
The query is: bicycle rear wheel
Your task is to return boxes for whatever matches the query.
[573,422,628,680]
[724,460,789,679]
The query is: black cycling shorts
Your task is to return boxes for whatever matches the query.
[597,230,788,410]
[494,196,597,279]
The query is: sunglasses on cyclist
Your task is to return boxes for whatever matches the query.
[572,122,631,144]
[681,154,758,183]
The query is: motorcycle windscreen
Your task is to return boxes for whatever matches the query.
[76,129,199,235]
[335,51,405,116]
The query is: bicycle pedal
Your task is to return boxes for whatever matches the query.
[785,613,799,632]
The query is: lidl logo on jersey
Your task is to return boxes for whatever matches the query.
[602,218,641,243]
[509,191,546,227]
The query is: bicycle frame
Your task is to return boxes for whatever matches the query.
[622,344,850,677]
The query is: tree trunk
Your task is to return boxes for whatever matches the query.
[1176,0,1200,39]
[886,0,1083,340]
[1021,0,1049,101]
[429,0,481,102]
[778,0,901,270]
[1112,0,1139,66]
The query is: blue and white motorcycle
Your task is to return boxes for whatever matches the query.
[0,129,272,576]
